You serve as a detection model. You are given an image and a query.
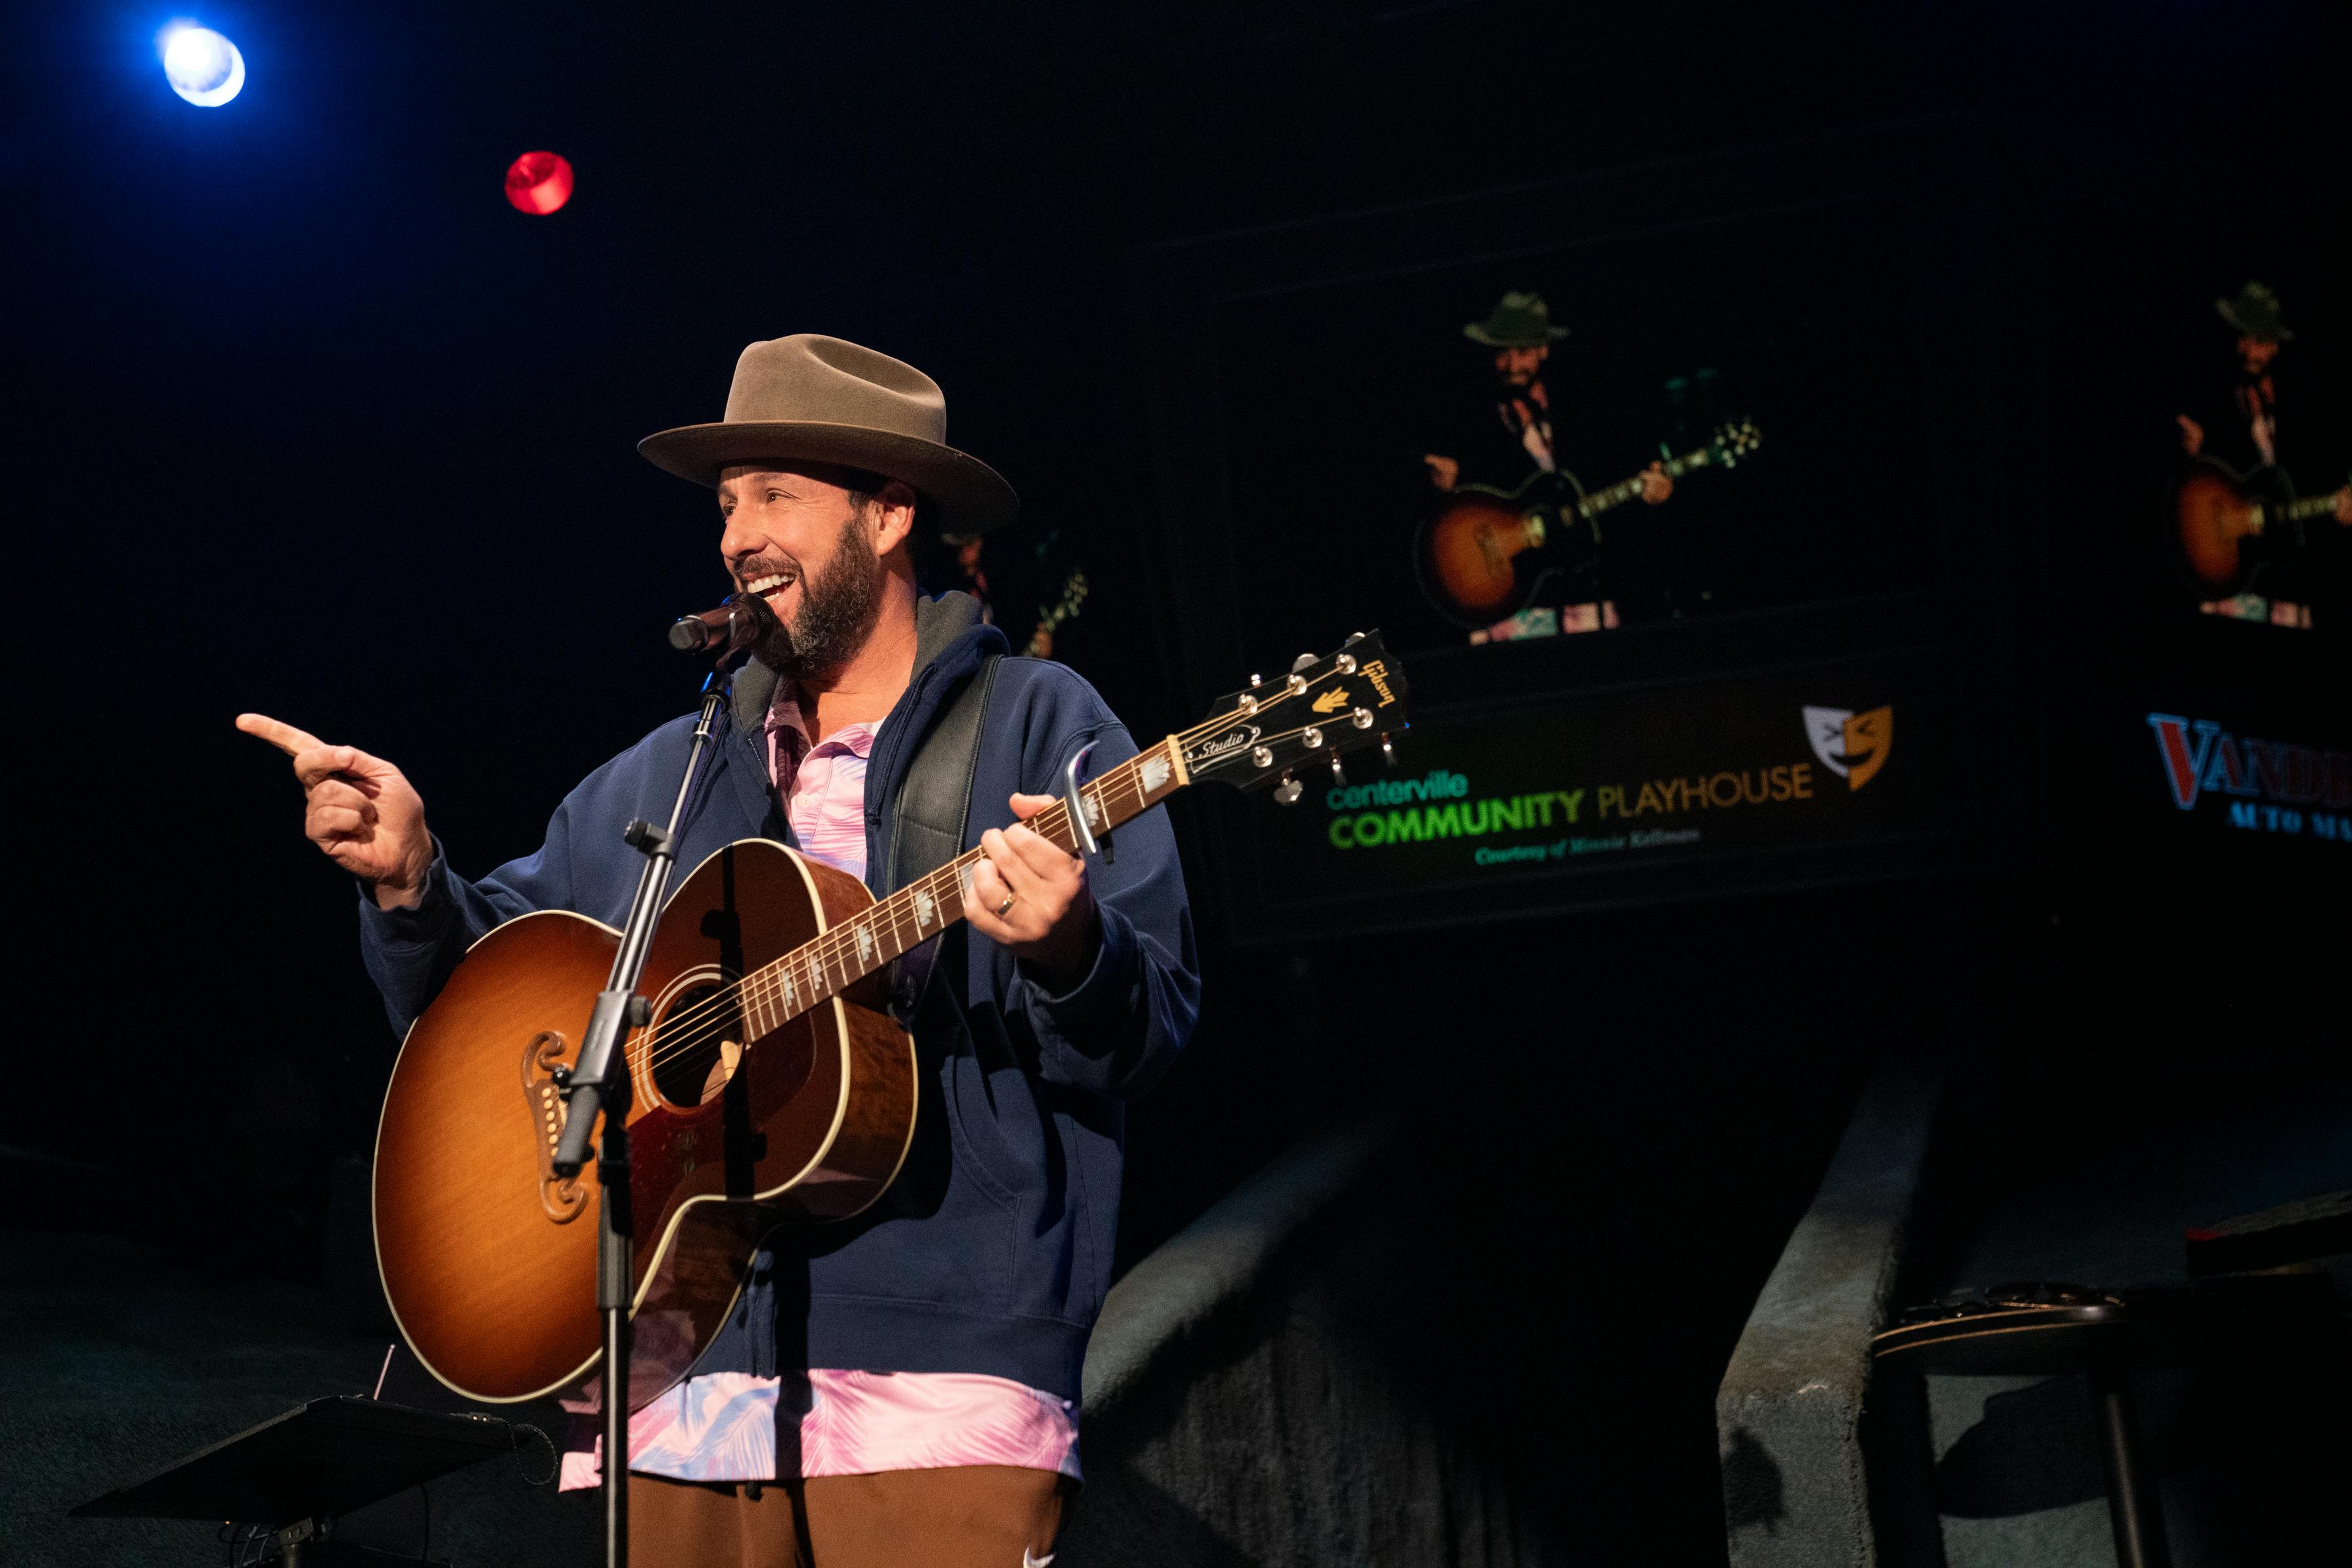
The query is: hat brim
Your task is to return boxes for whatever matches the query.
[1463,323,1570,347]
[638,421,1021,532]
[2214,299,2293,341]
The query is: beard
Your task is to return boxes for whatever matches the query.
[740,510,885,680]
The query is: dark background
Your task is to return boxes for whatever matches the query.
[6,2,2345,1563]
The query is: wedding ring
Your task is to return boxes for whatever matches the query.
[996,892,1019,918]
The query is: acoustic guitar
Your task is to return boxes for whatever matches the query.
[373,632,1410,1411]
[1415,419,1763,627]
[2169,455,2344,596]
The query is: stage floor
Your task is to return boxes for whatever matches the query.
[0,1230,593,1567]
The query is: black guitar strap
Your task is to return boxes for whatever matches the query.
[883,655,1002,1021]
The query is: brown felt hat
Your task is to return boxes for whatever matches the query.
[638,334,1019,531]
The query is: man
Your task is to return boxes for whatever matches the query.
[1422,289,1673,640]
[2175,280,2352,628]
[239,334,1200,1567]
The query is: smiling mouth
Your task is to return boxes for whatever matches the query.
[742,571,796,603]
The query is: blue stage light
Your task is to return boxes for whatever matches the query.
[159,24,245,107]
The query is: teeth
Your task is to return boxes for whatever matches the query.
[744,573,794,595]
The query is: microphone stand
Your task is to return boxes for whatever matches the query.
[551,649,742,1568]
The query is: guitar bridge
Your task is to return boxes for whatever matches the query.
[521,1032,589,1224]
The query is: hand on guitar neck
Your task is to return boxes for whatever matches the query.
[235,713,433,911]
[969,793,1100,992]
[1421,453,1676,504]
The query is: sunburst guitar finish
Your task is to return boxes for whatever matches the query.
[372,838,915,1411]
[369,631,1413,1416]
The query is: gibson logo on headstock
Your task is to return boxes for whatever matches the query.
[1186,723,1262,764]
[1360,659,1399,708]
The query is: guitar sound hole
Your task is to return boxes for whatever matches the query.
[647,981,742,1108]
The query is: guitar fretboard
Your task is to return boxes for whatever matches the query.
[1574,442,1719,520]
[718,736,1189,1041]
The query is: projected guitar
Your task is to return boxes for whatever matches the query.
[1415,419,1763,626]
[372,633,1409,1411]
[2169,455,2347,596]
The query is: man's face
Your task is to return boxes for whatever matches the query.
[2237,335,2279,374]
[1494,344,1548,389]
[719,463,887,677]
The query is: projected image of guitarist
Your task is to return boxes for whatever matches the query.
[2172,280,2351,630]
[1422,291,1673,641]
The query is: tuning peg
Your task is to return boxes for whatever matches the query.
[1380,733,1397,767]
[1329,755,1346,785]
[1345,630,1365,645]
[1249,673,1263,689]
[1290,653,1316,674]
[1272,772,1302,806]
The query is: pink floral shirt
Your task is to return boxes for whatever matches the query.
[558,683,1081,1490]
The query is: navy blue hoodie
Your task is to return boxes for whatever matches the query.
[358,593,1198,1400]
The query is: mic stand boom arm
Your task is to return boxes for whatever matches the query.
[550,657,736,1568]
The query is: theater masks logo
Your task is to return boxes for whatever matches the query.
[1803,704,1893,791]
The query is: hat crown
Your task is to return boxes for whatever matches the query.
[2215,280,2291,342]
[722,334,947,446]
[1465,290,1568,347]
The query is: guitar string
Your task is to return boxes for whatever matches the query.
[623,755,1154,1085]
[1556,425,1754,517]
[625,757,1151,1082]
[620,672,1382,1085]
[627,724,1201,1081]
[634,699,1365,1082]
[626,678,1379,1081]
[627,684,1377,1075]
[619,719,1200,1070]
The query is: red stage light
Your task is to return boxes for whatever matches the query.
[504,152,575,216]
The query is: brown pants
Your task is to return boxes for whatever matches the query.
[629,1467,1069,1568]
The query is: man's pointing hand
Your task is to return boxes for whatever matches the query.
[236,713,433,909]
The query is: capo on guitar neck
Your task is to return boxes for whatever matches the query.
[1062,742,1115,865]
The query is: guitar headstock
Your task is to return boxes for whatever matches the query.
[1181,631,1411,804]
[1710,417,1763,466]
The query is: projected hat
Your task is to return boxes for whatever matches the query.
[1463,291,1571,348]
[2214,281,2293,344]
[640,334,1019,531]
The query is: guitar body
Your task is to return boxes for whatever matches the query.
[1415,470,1593,626]
[2171,456,2296,596]
[372,838,917,1411]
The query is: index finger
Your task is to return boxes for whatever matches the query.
[237,712,327,757]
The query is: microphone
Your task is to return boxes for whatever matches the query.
[669,600,754,654]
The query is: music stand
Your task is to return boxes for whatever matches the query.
[72,1395,512,1566]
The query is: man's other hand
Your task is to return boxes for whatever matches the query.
[968,792,1098,991]
[1422,454,1461,491]
[2177,415,2205,456]
[1640,461,1674,504]
[236,713,433,909]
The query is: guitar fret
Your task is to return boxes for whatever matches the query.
[726,737,1190,1036]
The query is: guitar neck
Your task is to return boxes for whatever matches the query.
[737,736,1190,1033]
[1574,442,1716,519]
[2286,493,2340,521]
